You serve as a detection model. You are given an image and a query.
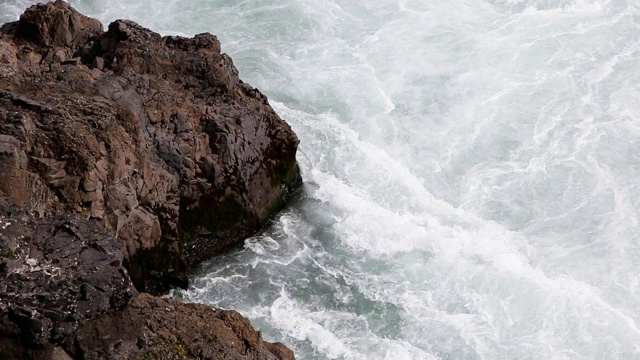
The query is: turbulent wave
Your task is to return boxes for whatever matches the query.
[3,0,640,359]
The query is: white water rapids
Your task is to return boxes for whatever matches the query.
[3,0,640,359]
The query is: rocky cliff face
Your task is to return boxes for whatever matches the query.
[0,0,301,294]
[0,1,300,359]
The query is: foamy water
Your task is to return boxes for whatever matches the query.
[3,0,640,358]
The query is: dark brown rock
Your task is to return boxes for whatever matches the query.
[0,0,301,294]
[0,197,135,360]
[0,1,300,359]
[15,0,102,50]
[72,293,294,360]
[0,197,294,360]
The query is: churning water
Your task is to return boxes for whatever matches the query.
[3,0,640,358]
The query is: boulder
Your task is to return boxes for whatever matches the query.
[72,293,294,360]
[15,0,102,51]
[0,0,301,294]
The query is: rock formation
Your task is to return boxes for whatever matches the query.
[0,0,301,293]
[0,1,300,359]
[0,198,294,359]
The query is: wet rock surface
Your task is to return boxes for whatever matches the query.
[0,1,299,359]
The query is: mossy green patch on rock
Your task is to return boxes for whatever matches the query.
[174,343,196,359]
[2,247,19,259]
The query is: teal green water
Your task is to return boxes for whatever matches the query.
[3,1,640,358]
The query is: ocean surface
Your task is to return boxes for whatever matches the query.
[3,0,640,359]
